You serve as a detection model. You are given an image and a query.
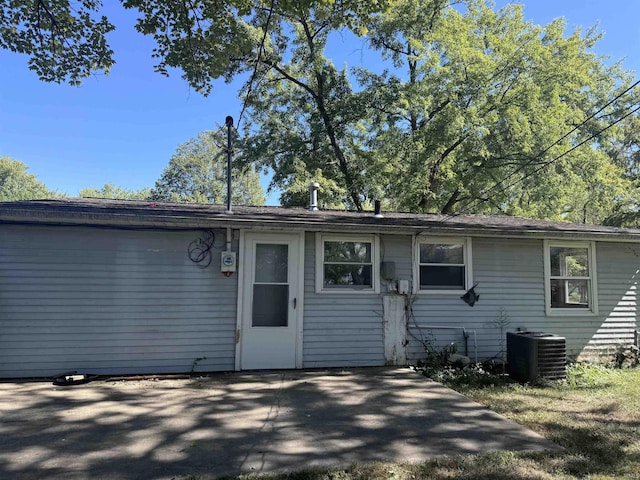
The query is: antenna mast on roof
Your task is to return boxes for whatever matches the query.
[225,116,233,214]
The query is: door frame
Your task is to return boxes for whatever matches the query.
[234,229,305,370]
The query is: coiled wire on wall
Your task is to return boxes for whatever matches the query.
[188,230,215,268]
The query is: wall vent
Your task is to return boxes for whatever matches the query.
[507,331,566,382]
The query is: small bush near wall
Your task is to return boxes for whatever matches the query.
[422,364,506,388]
[612,344,640,369]
[416,331,640,389]
[414,339,511,388]
[565,362,616,389]
[578,338,640,366]
[419,359,627,391]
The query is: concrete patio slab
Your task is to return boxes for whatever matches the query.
[0,367,559,479]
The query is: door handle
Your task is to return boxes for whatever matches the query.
[293,297,297,309]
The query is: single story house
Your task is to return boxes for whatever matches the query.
[1,197,639,378]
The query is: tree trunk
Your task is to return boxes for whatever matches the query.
[301,18,363,211]
[441,189,461,214]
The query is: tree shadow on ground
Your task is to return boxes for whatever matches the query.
[0,368,557,480]
[471,385,640,479]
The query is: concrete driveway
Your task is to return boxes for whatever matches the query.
[0,367,558,479]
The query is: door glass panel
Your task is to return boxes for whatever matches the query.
[253,242,289,327]
[252,284,289,326]
[255,244,288,283]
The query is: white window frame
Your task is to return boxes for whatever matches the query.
[413,237,473,294]
[315,233,380,294]
[544,240,598,316]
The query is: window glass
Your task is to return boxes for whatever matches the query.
[323,240,373,289]
[255,244,288,283]
[547,244,593,311]
[252,285,289,326]
[550,279,590,309]
[253,243,290,326]
[325,264,372,287]
[418,241,466,290]
[550,247,588,277]
[420,244,463,264]
[324,241,371,263]
[420,266,465,289]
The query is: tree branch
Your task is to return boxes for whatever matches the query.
[441,189,460,214]
[260,58,318,100]
[299,16,363,210]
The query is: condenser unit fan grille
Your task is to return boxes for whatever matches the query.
[507,332,566,382]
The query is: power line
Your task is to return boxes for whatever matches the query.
[454,101,640,218]
[451,79,640,216]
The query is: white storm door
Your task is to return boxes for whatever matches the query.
[240,233,301,370]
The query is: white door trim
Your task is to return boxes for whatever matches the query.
[234,230,305,370]
[234,229,246,371]
[294,231,305,368]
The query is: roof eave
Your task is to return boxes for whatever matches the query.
[3,209,640,242]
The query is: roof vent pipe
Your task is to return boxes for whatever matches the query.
[374,200,383,218]
[309,182,319,211]
[225,115,234,214]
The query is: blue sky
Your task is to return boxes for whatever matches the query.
[1,1,639,205]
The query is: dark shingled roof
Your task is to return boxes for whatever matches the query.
[2,197,640,240]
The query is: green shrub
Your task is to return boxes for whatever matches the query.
[415,336,507,388]
[564,362,615,388]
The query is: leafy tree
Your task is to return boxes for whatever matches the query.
[127,0,391,209]
[603,110,640,227]
[4,0,638,223]
[0,157,60,201]
[239,0,636,221]
[357,0,633,220]
[1,0,390,88]
[79,183,151,200]
[0,0,115,85]
[150,130,265,205]
[2,1,388,210]
[239,6,375,210]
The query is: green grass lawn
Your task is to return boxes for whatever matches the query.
[220,365,640,480]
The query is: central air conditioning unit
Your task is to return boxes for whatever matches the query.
[507,331,566,382]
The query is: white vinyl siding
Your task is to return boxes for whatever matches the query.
[2,224,638,378]
[585,242,638,354]
[406,238,637,362]
[304,233,384,367]
[0,225,238,378]
[406,238,545,363]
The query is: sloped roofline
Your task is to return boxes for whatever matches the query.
[2,198,640,241]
